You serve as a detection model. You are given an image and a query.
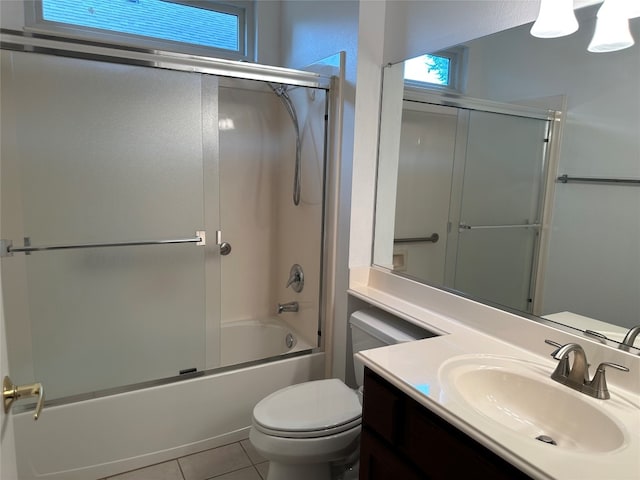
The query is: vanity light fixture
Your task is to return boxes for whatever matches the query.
[531,0,636,53]
[588,0,635,52]
[530,0,579,38]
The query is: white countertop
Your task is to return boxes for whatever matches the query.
[356,327,640,480]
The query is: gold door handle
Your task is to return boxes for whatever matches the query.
[3,376,45,421]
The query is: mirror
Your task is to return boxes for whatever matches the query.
[373,4,640,351]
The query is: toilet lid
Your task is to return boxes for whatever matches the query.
[252,379,362,438]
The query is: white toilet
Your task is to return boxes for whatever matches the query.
[249,308,433,480]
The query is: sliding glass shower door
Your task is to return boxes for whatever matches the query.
[390,101,551,313]
[446,110,550,312]
[1,50,220,400]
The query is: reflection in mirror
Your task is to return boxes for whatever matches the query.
[374,4,640,352]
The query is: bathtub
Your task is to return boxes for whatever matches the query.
[12,349,324,479]
[221,318,315,366]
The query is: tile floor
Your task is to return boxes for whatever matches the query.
[104,439,269,480]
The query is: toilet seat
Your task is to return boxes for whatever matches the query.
[252,378,362,439]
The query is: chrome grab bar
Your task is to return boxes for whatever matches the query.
[1,231,206,257]
[459,223,541,230]
[557,174,640,186]
[394,233,439,244]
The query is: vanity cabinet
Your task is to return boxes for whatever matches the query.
[359,368,532,480]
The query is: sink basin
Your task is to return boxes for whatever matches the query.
[438,355,627,453]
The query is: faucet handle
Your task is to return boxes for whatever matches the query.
[597,362,630,372]
[587,362,630,400]
[545,339,566,361]
[544,339,562,349]
[285,264,304,292]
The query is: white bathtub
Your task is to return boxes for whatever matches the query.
[12,351,324,479]
[221,318,315,366]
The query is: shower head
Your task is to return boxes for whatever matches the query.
[268,83,288,98]
[269,82,301,206]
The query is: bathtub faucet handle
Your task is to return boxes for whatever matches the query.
[277,301,299,314]
[285,264,304,292]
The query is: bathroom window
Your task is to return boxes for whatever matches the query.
[404,47,467,92]
[25,0,255,60]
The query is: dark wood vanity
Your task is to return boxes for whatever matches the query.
[359,368,532,479]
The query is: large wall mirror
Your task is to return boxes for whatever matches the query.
[373,3,640,352]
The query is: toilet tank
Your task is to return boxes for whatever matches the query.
[350,308,436,387]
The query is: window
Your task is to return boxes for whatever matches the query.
[25,0,254,60]
[403,47,467,92]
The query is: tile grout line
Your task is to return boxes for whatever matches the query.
[238,441,251,463]
[203,464,259,480]
[105,440,260,480]
[238,440,266,467]
[239,440,266,480]
[201,441,257,480]
[176,457,187,480]
[252,465,264,480]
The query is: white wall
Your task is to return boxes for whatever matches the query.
[255,1,282,65]
[0,1,25,29]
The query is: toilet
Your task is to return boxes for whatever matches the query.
[249,308,434,480]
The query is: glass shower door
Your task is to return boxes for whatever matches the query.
[449,110,549,312]
[1,51,220,400]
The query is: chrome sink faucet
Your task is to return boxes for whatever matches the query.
[545,340,630,399]
[620,325,640,352]
[550,342,589,386]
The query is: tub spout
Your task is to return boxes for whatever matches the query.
[277,301,299,314]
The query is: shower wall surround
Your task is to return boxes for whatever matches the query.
[219,78,326,348]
